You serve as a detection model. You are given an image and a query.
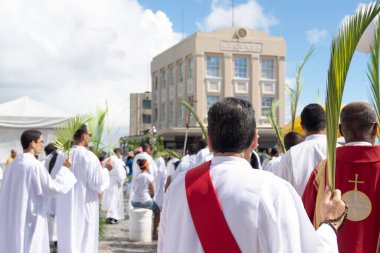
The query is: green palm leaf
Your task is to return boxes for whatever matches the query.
[266,99,286,152]
[179,100,207,140]
[326,2,380,190]
[88,106,108,158]
[155,149,182,159]
[53,114,92,154]
[287,46,314,132]
[368,20,380,130]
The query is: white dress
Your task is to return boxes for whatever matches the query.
[101,155,127,220]
[158,156,338,253]
[55,145,107,253]
[278,134,327,196]
[154,157,167,208]
[0,153,76,253]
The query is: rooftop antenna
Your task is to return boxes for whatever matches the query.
[232,0,235,27]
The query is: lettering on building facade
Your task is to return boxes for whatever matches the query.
[220,41,262,52]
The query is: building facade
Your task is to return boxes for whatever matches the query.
[151,27,286,148]
[129,92,152,136]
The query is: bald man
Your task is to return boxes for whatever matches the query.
[303,102,380,253]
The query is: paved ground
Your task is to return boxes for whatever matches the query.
[99,195,158,253]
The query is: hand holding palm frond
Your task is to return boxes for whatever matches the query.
[326,3,380,190]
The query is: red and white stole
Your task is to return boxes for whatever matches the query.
[185,161,241,253]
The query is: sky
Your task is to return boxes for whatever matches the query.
[0,0,376,142]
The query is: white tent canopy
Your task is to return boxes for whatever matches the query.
[0,96,70,166]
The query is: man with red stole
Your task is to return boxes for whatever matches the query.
[303,102,380,253]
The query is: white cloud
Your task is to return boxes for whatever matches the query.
[306,27,328,44]
[0,0,181,139]
[197,0,277,32]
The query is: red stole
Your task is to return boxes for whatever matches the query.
[303,145,380,253]
[185,161,241,253]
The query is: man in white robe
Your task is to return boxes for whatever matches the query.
[154,156,167,209]
[278,104,327,196]
[158,97,347,253]
[55,124,108,253]
[171,143,198,182]
[0,130,76,253]
[101,148,127,223]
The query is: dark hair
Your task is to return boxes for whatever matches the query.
[73,124,88,141]
[250,152,260,169]
[197,139,207,150]
[114,148,121,154]
[300,104,326,132]
[142,143,152,152]
[187,143,198,155]
[21,130,42,150]
[208,97,256,153]
[44,143,57,156]
[340,102,377,139]
[284,131,305,151]
[270,148,278,157]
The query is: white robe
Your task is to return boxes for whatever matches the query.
[55,145,107,253]
[171,154,197,182]
[263,155,282,175]
[0,153,76,253]
[158,156,338,253]
[194,147,213,167]
[101,155,126,220]
[166,158,179,177]
[44,151,68,242]
[154,157,167,208]
[278,134,327,196]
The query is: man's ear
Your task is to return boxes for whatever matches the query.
[251,129,258,149]
[339,124,344,137]
[372,122,378,137]
[207,136,213,152]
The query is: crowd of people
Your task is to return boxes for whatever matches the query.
[0,98,379,253]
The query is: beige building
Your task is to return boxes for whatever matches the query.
[151,27,286,148]
[129,92,152,136]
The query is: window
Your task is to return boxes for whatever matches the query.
[161,102,166,122]
[155,76,158,90]
[178,105,184,121]
[206,55,221,77]
[143,114,151,124]
[206,96,219,112]
[261,59,274,79]
[169,100,174,122]
[188,58,193,80]
[261,97,273,117]
[162,72,166,89]
[179,62,184,82]
[234,56,248,78]
[142,100,151,109]
[170,68,174,87]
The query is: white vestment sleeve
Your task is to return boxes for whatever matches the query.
[86,155,104,192]
[34,163,77,197]
[277,151,293,182]
[257,181,338,253]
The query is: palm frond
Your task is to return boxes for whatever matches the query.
[88,106,108,157]
[286,46,314,131]
[326,3,380,190]
[368,20,380,129]
[54,114,92,154]
[266,99,286,152]
[179,100,207,140]
[155,149,182,160]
